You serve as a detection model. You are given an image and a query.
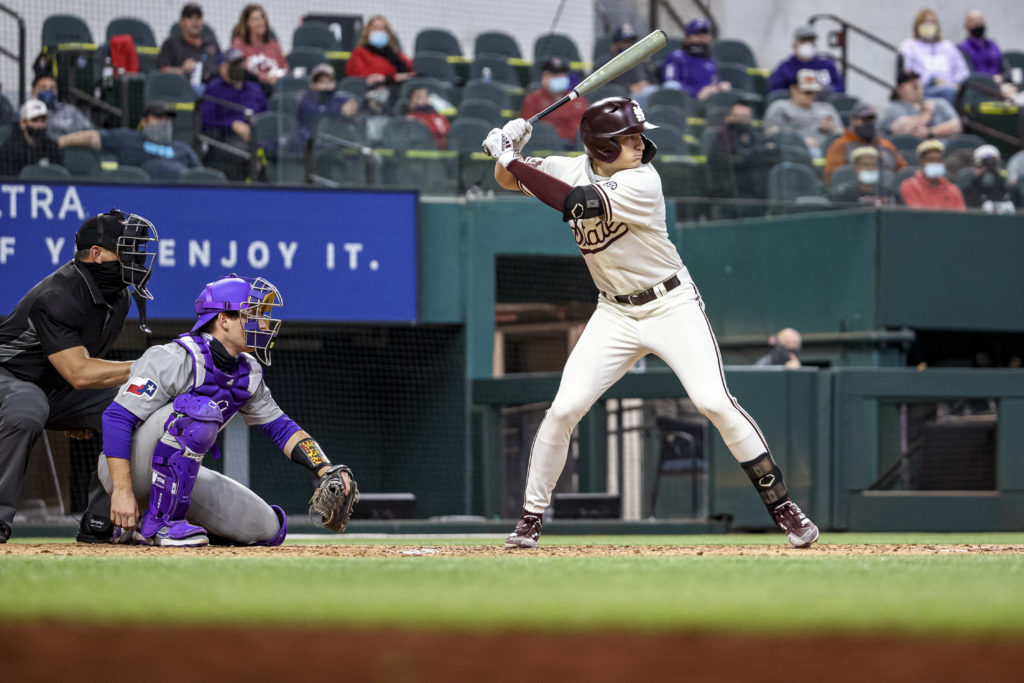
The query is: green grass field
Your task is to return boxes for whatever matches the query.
[3,533,1024,636]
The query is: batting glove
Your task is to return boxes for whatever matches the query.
[482,128,518,168]
[502,118,533,152]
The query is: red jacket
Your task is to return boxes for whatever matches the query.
[521,88,588,143]
[899,171,966,211]
[345,46,414,79]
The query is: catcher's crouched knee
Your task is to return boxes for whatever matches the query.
[309,464,359,533]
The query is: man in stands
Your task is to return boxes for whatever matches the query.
[768,25,845,95]
[899,139,966,210]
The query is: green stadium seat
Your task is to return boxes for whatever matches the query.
[449,117,492,153]
[413,51,457,83]
[18,163,72,180]
[102,165,151,183]
[712,38,757,68]
[381,118,436,150]
[470,55,522,88]
[415,29,462,58]
[474,32,522,60]
[288,47,328,73]
[647,104,689,131]
[645,122,690,154]
[337,76,366,98]
[62,146,102,176]
[293,22,341,52]
[768,161,820,201]
[42,14,92,48]
[716,61,753,93]
[274,76,309,96]
[943,133,987,155]
[827,164,856,189]
[177,166,229,184]
[647,87,697,116]
[588,82,630,102]
[106,17,156,46]
[534,33,582,67]
[267,92,301,117]
[455,99,504,126]
[462,80,512,109]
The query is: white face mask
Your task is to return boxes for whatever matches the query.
[924,162,946,179]
[917,22,938,40]
[548,75,570,93]
[796,42,815,60]
[858,169,879,185]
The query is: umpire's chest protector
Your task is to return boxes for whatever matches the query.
[173,333,262,422]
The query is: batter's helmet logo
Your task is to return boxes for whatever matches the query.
[125,377,158,398]
[632,104,646,122]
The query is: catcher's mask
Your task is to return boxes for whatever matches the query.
[579,96,659,164]
[192,274,284,365]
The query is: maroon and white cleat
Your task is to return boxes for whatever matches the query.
[771,500,819,548]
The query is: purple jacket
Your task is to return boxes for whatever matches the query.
[768,55,845,93]
[200,77,267,132]
[661,50,717,98]
[958,37,1002,76]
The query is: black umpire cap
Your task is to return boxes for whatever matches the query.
[75,210,129,252]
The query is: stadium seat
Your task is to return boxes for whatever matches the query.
[456,98,504,126]
[382,118,437,151]
[274,76,309,96]
[768,128,809,152]
[267,92,301,117]
[588,82,630,102]
[702,90,745,125]
[318,116,366,145]
[647,104,689,131]
[337,76,367,98]
[828,164,856,189]
[524,121,564,153]
[888,133,921,158]
[712,38,757,68]
[828,93,861,127]
[533,33,582,66]
[954,166,976,191]
[42,14,92,48]
[647,87,698,115]
[592,34,612,66]
[769,161,820,201]
[106,17,156,46]
[62,146,102,176]
[253,111,299,155]
[1003,51,1024,77]
[943,133,987,155]
[449,117,493,153]
[293,22,341,52]
[102,165,151,183]
[144,72,194,104]
[413,51,457,83]
[462,80,512,109]
[18,163,72,180]
[716,61,753,93]
[644,122,690,154]
[470,55,522,88]
[474,31,522,60]
[177,166,229,184]
[415,28,462,58]
[288,46,328,74]
[956,73,1002,113]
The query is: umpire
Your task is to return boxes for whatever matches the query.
[0,209,158,543]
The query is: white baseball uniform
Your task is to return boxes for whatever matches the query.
[515,154,770,513]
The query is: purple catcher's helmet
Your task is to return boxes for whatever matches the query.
[191,274,284,365]
[580,97,659,164]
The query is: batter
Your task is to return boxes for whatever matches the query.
[482,97,818,549]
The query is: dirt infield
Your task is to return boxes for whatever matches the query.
[4,622,1023,683]
[4,542,1024,557]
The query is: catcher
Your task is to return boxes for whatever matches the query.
[95,274,357,546]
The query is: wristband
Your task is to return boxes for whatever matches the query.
[292,437,331,473]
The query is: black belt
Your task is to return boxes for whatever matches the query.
[608,274,681,306]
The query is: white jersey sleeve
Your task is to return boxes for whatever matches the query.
[590,166,662,226]
[237,353,285,426]
[113,343,194,421]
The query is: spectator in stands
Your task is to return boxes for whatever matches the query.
[763,69,843,158]
[405,86,449,150]
[830,146,897,206]
[231,4,288,89]
[962,144,1017,213]
[596,24,657,106]
[767,25,845,95]
[297,63,358,136]
[358,74,394,147]
[661,19,731,101]
[707,101,778,205]
[30,75,93,141]
[57,102,201,180]
[755,328,803,368]
[958,10,1002,79]
[899,139,966,210]
[157,3,221,93]
[897,8,969,106]
[201,48,267,144]
[345,15,414,84]
[521,57,588,148]
[880,70,962,139]
[0,99,63,176]
[824,102,907,183]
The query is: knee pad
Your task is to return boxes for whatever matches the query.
[252,505,288,547]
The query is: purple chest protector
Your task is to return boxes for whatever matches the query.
[137,334,263,546]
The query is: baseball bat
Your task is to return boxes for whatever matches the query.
[527,29,668,124]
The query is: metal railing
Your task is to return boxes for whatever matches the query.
[808,14,899,92]
[192,92,260,180]
[0,2,26,104]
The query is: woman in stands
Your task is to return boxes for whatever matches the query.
[897,8,969,106]
[231,4,288,88]
[345,15,415,84]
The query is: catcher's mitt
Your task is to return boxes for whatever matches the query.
[309,464,359,532]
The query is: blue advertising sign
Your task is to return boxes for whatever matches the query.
[0,183,418,321]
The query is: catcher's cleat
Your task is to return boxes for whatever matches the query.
[505,511,543,548]
[139,520,209,548]
[109,526,142,545]
[0,520,10,543]
[771,500,819,548]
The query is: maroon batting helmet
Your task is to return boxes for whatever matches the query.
[579,97,658,164]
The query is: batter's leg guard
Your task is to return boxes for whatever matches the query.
[741,451,789,511]
[139,394,222,546]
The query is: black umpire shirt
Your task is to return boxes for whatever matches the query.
[0,260,130,392]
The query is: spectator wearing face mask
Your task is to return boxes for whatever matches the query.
[706,101,779,207]
[824,102,907,183]
[521,57,588,147]
[57,102,202,180]
[201,48,268,144]
[830,146,897,206]
[31,74,94,141]
[899,139,965,210]
[768,25,845,95]
[404,86,449,150]
[880,71,962,139]
[962,145,1017,213]
[345,15,414,83]
[297,63,358,134]
[897,8,969,107]
[661,19,731,101]
[754,328,803,369]
[0,99,63,176]
[958,10,1002,79]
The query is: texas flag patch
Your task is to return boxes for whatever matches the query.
[125,377,158,399]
